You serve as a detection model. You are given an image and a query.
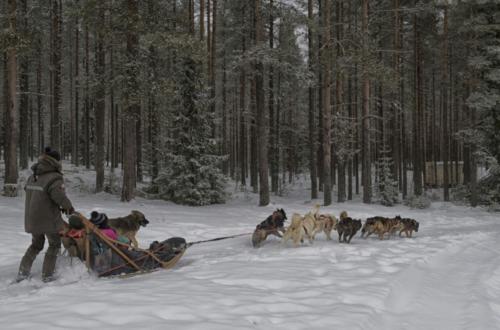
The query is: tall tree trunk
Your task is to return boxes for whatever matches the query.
[2,54,6,162]
[362,0,371,203]
[269,0,279,193]
[308,0,318,199]
[230,89,236,179]
[135,2,144,183]
[37,42,44,154]
[29,87,33,161]
[58,0,63,155]
[51,0,61,153]
[354,64,359,196]
[121,0,139,202]
[200,0,205,41]
[239,28,247,187]
[336,0,346,203]
[412,9,423,196]
[188,0,194,35]
[19,0,29,169]
[110,47,118,169]
[4,0,18,196]
[451,64,459,186]
[467,83,478,206]
[401,75,408,198]
[239,64,246,187]
[250,4,257,193]
[84,24,90,169]
[207,0,211,77]
[136,114,143,182]
[114,104,119,169]
[321,0,332,206]
[221,0,228,175]
[250,80,258,193]
[73,6,79,166]
[254,0,269,206]
[346,0,353,201]
[392,0,401,187]
[464,14,477,206]
[441,6,450,201]
[68,18,73,161]
[211,0,217,139]
[95,8,105,192]
[347,76,353,200]
[49,2,53,156]
[150,99,159,181]
[316,0,323,193]
[147,45,159,182]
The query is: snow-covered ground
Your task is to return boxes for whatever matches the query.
[1,167,500,329]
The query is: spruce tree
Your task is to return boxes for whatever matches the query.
[155,38,226,206]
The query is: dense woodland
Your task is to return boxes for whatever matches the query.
[1,0,499,207]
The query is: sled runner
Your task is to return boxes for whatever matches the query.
[61,214,186,277]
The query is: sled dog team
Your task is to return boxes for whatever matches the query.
[252,204,419,248]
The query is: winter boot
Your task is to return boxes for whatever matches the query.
[17,243,43,281]
[14,273,31,283]
[41,234,61,282]
[41,253,58,282]
[42,274,57,283]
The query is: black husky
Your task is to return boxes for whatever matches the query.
[337,217,362,243]
[252,209,287,248]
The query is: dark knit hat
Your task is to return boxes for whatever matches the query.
[90,211,108,227]
[44,147,61,161]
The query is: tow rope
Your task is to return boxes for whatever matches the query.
[187,232,253,247]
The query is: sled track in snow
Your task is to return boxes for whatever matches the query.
[369,230,500,330]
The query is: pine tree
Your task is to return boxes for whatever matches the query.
[155,37,226,206]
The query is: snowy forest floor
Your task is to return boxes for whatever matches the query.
[1,165,500,329]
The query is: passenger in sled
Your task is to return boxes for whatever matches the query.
[61,212,186,277]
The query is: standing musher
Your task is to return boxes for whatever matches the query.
[16,147,74,283]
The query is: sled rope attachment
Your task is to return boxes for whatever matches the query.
[187,232,253,247]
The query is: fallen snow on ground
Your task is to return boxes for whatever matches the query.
[1,169,499,329]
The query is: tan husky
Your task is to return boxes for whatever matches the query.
[282,213,306,247]
[283,204,330,246]
[314,214,338,240]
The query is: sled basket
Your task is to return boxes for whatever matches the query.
[63,213,186,277]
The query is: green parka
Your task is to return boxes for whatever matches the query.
[24,155,73,234]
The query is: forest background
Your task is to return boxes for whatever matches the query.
[1,0,499,209]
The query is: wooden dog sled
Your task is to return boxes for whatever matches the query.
[61,214,186,278]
